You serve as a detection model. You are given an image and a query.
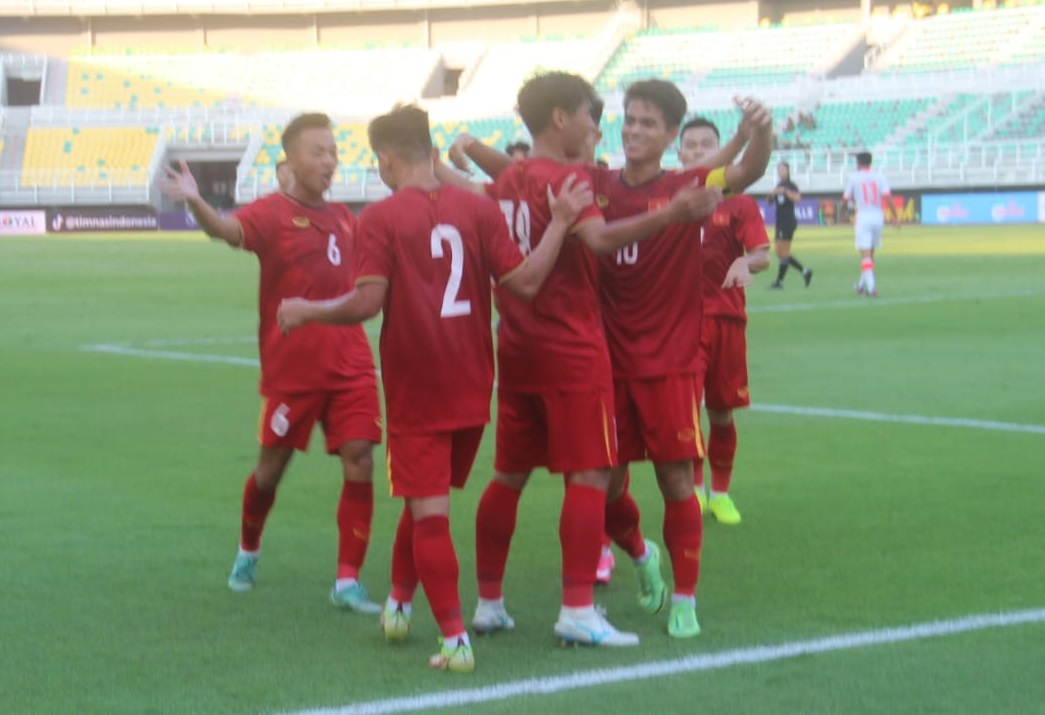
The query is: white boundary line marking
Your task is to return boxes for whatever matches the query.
[83,343,259,367]
[79,345,1045,436]
[748,288,1043,314]
[750,403,1045,436]
[275,608,1045,715]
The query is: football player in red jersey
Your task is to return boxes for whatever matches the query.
[277,105,593,672]
[446,82,772,637]
[679,117,771,526]
[438,71,723,647]
[158,113,383,613]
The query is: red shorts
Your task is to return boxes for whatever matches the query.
[257,385,382,454]
[386,426,486,498]
[495,387,617,474]
[614,374,704,464]
[696,316,751,411]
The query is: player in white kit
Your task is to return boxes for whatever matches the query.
[843,152,897,297]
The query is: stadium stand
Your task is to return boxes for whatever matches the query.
[2,1,1044,205]
[21,126,159,187]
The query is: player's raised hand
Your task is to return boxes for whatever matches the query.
[722,256,754,289]
[668,184,723,224]
[277,297,312,334]
[734,96,773,138]
[157,159,202,202]
[447,134,476,174]
[547,173,593,226]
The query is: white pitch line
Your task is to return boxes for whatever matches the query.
[751,403,1045,435]
[80,344,1044,436]
[748,288,1043,314]
[276,608,1045,715]
[83,343,259,367]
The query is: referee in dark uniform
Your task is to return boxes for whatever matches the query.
[767,161,812,289]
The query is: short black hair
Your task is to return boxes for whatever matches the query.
[623,79,688,129]
[517,71,599,136]
[856,151,873,167]
[505,141,531,156]
[680,117,720,143]
[367,104,433,161]
[282,112,332,153]
[590,96,605,125]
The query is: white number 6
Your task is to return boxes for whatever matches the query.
[327,233,341,266]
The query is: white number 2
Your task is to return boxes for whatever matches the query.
[327,233,341,266]
[430,224,472,318]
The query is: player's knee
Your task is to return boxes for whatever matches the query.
[568,468,610,491]
[654,461,694,500]
[607,466,629,501]
[494,470,530,490]
[407,495,450,521]
[707,409,733,426]
[339,439,375,481]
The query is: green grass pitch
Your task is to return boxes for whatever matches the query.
[1,225,1044,714]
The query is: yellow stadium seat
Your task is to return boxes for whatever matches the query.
[21,126,159,187]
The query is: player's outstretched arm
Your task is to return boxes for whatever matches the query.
[501,175,592,301]
[722,246,770,289]
[156,160,243,247]
[722,97,774,194]
[576,183,723,256]
[449,134,514,180]
[434,158,487,196]
[277,282,387,333]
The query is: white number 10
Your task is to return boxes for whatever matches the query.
[430,224,472,318]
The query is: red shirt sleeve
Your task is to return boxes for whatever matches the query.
[733,196,771,252]
[234,196,275,256]
[354,205,394,285]
[680,166,712,185]
[553,167,602,230]
[480,200,526,282]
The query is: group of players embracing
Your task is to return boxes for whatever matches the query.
[159,70,775,673]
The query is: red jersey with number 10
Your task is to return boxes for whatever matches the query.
[354,185,526,434]
[701,195,770,323]
[592,166,724,378]
[235,193,376,395]
[484,157,607,392]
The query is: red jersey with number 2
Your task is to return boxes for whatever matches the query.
[484,157,606,392]
[354,185,526,433]
[235,193,376,395]
[701,195,770,323]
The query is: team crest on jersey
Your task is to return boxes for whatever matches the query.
[292,216,310,228]
[648,197,669,212]
[596,194,609,208]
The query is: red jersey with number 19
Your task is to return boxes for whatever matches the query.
[235,193,376,395]
[701,195,770,323]
[592,166,725,378]
[354,185,526,434]
[484,157,606,392]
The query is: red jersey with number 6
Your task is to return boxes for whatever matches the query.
[235,193,376,395]
[484,157,606,392]
[701,195,770,323]
[354,185,526,433]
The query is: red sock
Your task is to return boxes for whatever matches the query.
[475,480,521,600]
[601,533,612,548]
[335,480,373,580]
[413,515,463,638]
[390,507,417,604]
[708,421,738,494]
[663,496,702,598]
[241,473,276,552]
[560,482,606,608]
[605,484,646,560]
